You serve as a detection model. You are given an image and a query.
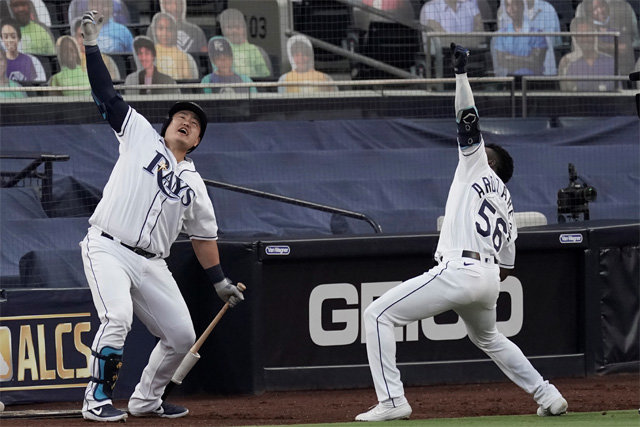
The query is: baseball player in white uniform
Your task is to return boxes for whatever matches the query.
[355,44,568,422]
[79,10,244,422]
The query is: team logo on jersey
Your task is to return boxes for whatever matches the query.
[143,152,195,206]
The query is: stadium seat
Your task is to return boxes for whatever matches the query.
[515,211,548,228]
[187,52,201,79]
[256,45,275,79]
[110,53,136,79]
[48,23,71,39]
[354,22,422,79]
[292,0,354,66]
[127,22,150,37]
[548,0,576,31]
[32,54,58,81]
[192,52,212,79]
[28,54,48,82]
[44,0,72,25]
[0,1,10,20]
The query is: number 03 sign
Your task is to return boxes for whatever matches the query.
[228,0,291,75]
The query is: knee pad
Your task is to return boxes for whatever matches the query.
[456,106,481,148]
[91,346,123,401]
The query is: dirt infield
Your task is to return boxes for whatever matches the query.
[2,372,638,425]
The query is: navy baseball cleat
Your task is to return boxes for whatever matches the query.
[451,43,470,74]
[130,401,189,418]
[82,403,128,422]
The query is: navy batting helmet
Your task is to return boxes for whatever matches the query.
[160,101,208,152]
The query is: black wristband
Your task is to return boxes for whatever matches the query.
[205,264,225,285]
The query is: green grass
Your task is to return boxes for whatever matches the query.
[250,410,639,427]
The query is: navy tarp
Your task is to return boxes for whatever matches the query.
[0,187,47,220]
[1,218,89,278]
[0,117,638,283]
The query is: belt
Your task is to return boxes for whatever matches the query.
[461,250,497,264]
[101,232,157,259]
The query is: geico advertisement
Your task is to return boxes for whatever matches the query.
[0,312,94,391]
[308,277,523,347]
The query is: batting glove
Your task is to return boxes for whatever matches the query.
[213,278,244,307]
[451,43,470,74]
[81,10,104,46]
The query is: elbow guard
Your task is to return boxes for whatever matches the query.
[456,106,481,149]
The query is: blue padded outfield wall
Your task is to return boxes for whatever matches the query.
[1,117,639,284]
[1,116,638,238]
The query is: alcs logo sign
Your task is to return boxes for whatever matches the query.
[308,277,524,346]
[0,313,93,390]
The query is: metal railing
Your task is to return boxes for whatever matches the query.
[421,30,621,78]
[203,178,383,234]
[521,75,633,117]
[0,152,70,216]
[3,76,636,120]
[285,30,416,79]
[0,76,516,94]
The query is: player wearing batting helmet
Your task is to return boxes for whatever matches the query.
[79,9,244,422]
[160,101,207,152]
[355,43,568,422]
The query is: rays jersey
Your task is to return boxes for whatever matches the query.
[89,107,218,258]
[435,138,517,268]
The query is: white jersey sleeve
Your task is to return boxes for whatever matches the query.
[114,106,160,152]
[181,170,218,240]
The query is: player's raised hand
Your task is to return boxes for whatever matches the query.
[451,43,470,75]
[213,278,245,307]
[81,10,104,46]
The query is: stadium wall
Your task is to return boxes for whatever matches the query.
[0,222,638,405]
[1,118,638,404]
[1,95,637,126]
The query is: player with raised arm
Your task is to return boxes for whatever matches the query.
[354,43,568,422]
[79,10,244,422]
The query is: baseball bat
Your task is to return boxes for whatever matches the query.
[162,282,246,400]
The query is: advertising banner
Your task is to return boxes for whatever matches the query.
[0,289,95,404]
[0,289,156,405]
[256,231,587,389]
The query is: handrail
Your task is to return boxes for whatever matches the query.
[521,75,631,117]
[0,152,70,216]
[0,76,519,116]
[422,30,620,79]
[202,178,383,234]
[285,30,416,79]
[0,76,514,92]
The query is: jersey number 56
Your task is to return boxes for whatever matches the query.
[476,200,508,252]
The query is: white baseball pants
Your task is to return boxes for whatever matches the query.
[80,226,195,413]
[363,255,562,409]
